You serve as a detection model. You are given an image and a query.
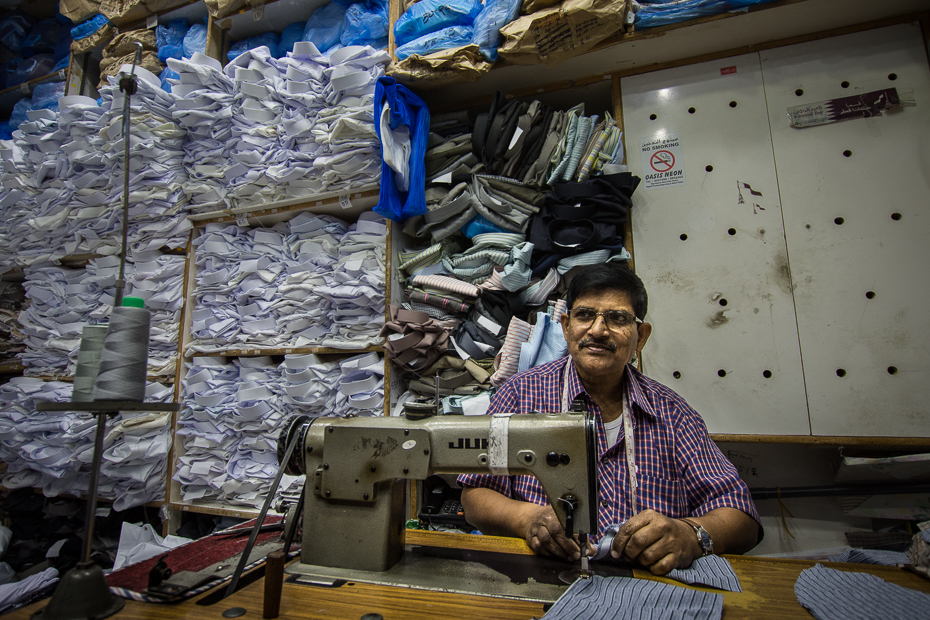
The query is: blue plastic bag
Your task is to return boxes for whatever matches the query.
[634,0,776,28]
[53,54,70,71]
[183,22,207,58]
[394,0,481,48]
[340,0,388,47]
[31,81,66,110]
[462,214,512,238]
[7,54,55,86]
[157,18,187,48]
[0,11,36,53]
[471,0,520,61]
[159,66,179,92]
[158,44,184,63]
[71,14,109,41]
[53,23,73,62]
[21,19,59,57]
[8,97,32,130]
[395,25,472,61]
[278,21,304,56]
[302,2,347,53]
[227,32,280,61]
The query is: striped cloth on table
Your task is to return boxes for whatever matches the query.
[827,549,909,566]
[543,575,722,620]
[667,555,743,592]
[795,563,930,620]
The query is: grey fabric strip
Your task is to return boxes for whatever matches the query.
[543,575,723,620]
[794,563,930,620]
[667,555,743,593]
[827,549,909,565]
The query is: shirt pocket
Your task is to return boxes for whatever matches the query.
[636,473,688,518]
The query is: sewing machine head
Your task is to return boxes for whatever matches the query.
[278,411,597,574]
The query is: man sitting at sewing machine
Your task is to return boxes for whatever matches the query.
[458,264,762,576]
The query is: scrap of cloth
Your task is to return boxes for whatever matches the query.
[794,563,930,620]
[542,575,722,620]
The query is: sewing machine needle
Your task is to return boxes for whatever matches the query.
[580,553,590,578]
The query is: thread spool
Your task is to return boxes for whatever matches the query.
[93,297,150,402]
[72,326,108,402]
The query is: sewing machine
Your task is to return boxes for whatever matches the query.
[277,410,599,600]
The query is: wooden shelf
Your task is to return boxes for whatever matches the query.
[0,485,164,509]
[0,363,24,375]
[711,434,930,446]
[187,345,383,358]
[187,187,380,227]
[169,499,264,520]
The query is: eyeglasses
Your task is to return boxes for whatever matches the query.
[569,307,643,331]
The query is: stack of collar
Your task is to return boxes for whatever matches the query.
[281,353,341,416]
[380,306,450,377]
[335,352,385,416]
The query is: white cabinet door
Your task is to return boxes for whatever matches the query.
[622,54,810,435]
[762,24,930,437]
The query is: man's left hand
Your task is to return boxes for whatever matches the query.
[608,509,702,575]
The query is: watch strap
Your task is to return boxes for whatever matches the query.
[680,517,714,556]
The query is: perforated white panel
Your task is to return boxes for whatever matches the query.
[763,24,930,436]
[621,54,810,435]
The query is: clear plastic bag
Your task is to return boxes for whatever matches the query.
[471,0,520,62]
[278,21,305,56]
[21,19,59,57]
[302,2,348,54]
[395,25,473,61]
[183,23,208,58]
[0,10,36,53]
[340,0,389,48]
[227,32,280,61]
[71,14,109,41]
[394,0,482,48]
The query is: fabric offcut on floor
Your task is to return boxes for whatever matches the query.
[542,574,722,620]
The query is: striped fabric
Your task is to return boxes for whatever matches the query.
[518,268,560,306]
[667,555,743,592]
[398,239,458,276]
[405,287,471,313]
[542,575,723,620]
[826,549,909,565]
[490,316,533,387]
[562,115,593,182]
[551,299,568,322]
[411,274,480,298]
[795,563,930,620]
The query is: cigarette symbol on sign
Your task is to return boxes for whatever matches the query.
[650,150,675,172]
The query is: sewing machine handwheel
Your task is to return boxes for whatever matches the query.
[277,415,312,475]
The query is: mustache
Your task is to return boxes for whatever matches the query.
[578,338,617,352]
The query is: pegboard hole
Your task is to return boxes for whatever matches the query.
[705,165,714,172]
[888,73,897,81]
[891,212,902,221]
[649,113,658,120]
[841,81,850,88]
[729,100,738,108]
[688,107,696,114]
[836,369,847,378]
[805,224,811,229]
[672,371,681,379]
[795,88,804,96]
[762,370,773,379]
[843,150,852,157]
[679,233,688,241]
[727,228,736,236]
[887,366,898,375]
[718,369,727,378]
[834,217,844,225]
[719,298,728,306]
[865,291,875,300]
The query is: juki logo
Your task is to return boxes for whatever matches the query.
[449,438,488,450]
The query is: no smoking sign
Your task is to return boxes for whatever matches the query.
[641,133,686,190]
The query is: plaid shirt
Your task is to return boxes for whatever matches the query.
[459,358,761,538]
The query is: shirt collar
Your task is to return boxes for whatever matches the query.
[564,357,657,419]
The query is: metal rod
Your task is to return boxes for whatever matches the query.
[114,43,143,308]
[81,413,108,564]
[750,483,930,500]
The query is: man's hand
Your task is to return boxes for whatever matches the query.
[520,503,581,561]
[609,509,702,575]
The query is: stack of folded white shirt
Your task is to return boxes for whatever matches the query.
[0,376,172,509]
[317,212,386,349]
[335,352,384,417]
[280,353,340,417]
[166,53,238,214]
[175,356,289,508]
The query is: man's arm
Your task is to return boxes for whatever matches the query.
[610,507,759,575]
[460,486,582,561]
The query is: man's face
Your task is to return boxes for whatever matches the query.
[560,289,652,383]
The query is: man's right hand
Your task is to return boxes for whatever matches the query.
[520,503,581,561]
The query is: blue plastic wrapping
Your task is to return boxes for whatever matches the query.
[394,0,481,47]
[183,22,207,58]
[0,125,13,140]
[53,23,72,61]
[395,25,473,61]
[159,66,179,92]
[158,44,184,62]
[7,54,55,86]
[462,214,512,238]
[302,2,347,53]
[227,32,280,61]
[471,0,520,61]
[340,0,388,47]
[21,19,59,57]
[8,97,32,130]
[633,0,776,28]
[71,14,109,41]
[157,18,187,48]
[0,11,36,53]
[53,54,70,71]
[31,81,66,110]
[278,21,304,56]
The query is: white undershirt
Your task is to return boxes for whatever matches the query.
[604,415,624,448]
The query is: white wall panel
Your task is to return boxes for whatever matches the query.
[621,55,809,435]
[762,24,930,437]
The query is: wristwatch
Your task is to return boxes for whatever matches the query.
[680,518,714,556]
